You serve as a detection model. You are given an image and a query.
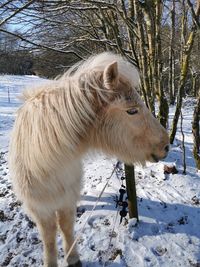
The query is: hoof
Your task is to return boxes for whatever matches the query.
[68,260,82,267]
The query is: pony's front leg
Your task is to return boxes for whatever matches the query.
[35,213,58,267]
[57,208,82,267]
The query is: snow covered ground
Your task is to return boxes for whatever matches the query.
[0,75,199,267]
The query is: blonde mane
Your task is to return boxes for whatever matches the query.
[20,52,140,149]
[23,52,139,101]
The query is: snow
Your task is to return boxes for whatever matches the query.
[0,75,200,267]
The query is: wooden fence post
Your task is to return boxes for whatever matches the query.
[125,164,139,221]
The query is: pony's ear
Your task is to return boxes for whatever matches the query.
[103,61,119,89]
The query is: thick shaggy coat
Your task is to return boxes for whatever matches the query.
[9,52,169,267]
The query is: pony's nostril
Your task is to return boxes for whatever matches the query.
[164,145,169,153]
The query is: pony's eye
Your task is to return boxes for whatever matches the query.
[126,108,138,115]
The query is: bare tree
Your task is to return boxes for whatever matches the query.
[168,0,176,105]
[170,0,200,144]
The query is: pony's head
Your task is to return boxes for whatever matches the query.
[86,53,169,164]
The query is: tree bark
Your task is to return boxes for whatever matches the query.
[134,0,155,114]
[170,30,197,144]
[169,0,176,105]
[192,94,200,170]
[155,0,169,128]
[192,73,197,97]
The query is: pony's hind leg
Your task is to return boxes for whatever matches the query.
[57,208,82,267]
[34,212,58,267]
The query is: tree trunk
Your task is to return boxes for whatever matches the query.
[169,0,176,105]
[155,0,169,128]
[192,94,200,169]
[134,0,155,114]
[192,74,197,97]
[170,30,197,144]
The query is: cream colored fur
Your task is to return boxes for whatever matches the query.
[9,52,169,267]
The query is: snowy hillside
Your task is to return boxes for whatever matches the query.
[0,75,199,267]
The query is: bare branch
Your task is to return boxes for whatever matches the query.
[0,0,14,10]
[187,0,200,28]
[0,0,36,28]
[46,4,108,12]
[0,28,83,59]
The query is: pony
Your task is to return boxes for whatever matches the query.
[9,52,169,267]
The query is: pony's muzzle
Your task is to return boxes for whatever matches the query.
[151,144,170,162]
